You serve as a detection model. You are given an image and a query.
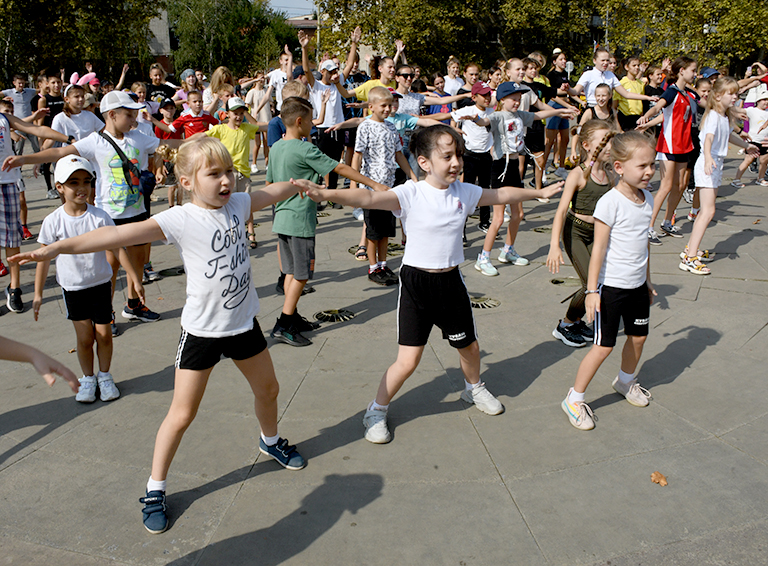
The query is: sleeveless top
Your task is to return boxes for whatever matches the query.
[571,166,610,216]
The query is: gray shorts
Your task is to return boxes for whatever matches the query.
[234,171,251,193]
[278,234,315,281]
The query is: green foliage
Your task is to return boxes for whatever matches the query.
[167,0,297,76]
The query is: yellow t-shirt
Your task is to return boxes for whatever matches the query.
[206,123,259,176]
[354,79,396,102]
[614,77,644,116]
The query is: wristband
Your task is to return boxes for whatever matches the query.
[585,289,599,294]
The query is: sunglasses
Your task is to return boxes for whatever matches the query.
[397,73,414,79]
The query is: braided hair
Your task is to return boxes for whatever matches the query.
[576,119,617,179]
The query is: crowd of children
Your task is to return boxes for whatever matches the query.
[2,37,768,536]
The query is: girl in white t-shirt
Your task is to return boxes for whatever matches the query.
[34,156,142,404]
[303,125,562,445]
[562,131,657,431]
[11,137,319,535]
[443,56,465,96]
[682,77,760,275]
[46,84,105,144]
[731,94,768,187]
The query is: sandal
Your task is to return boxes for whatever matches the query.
[679,246,714,262]
[354,245,368,261]
[678,256,711,275]
[248,232,257,249]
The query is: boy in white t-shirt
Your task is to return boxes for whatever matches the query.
[732,92,768,186]
[34,156,143,403]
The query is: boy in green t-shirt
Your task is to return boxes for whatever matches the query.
[268,96,387,347]
[206,97,268,246]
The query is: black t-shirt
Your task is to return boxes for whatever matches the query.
[547,70,570,94]
[43,94,64,127]
[146,84,176,104]
[456,87,473,109]
[522,80,556,104]
[643,85,664,115]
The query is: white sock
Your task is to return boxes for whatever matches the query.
[568,389,585,404]
[618,370,635,384]
[691,207,699,214]
[261,432,280,446]
[369,400,388,411]
[465,380,481,391]
[369,265,377,273]
[147,476,166,493]
[381,260,387,269]
[97,370,110,378]
[377,261,384,270]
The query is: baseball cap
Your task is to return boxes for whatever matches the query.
[552,48,563,56]
[495,81,530,100]
[160,97,176,109]
[387,87,403,99]
[54,155,95,185]
[89,77,100,86]
[100,90,144,113]
[226,96,247,111]
[292,65,305,79]
[83,93,98,107]
[471,81,492,96]
[700,67,719,79]
[320,60,339,73]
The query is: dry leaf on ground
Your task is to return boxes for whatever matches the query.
[651,471,668,486]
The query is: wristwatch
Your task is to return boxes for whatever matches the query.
[67,135,76,144]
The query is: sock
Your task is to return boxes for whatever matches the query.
[691,207,699,215]
[127,298,140,309]
[568,389,585,404]
[618,370,635,384]
[377,261,384,270]
[369,264,377,273]
[369,400,389,411]
[559,320,574,329]
[279,312,293,327]
[480,250,490,260]
[662,220,672,228]
[381,260,387,269]
[96,370,110,378]
[147,476,166,493]
[502,244,513,254]
[465,380,480,391]
[261,432,280,446]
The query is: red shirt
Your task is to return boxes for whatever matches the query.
[155,121,182,139]
[171,110,218,138]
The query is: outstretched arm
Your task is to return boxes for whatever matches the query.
[249,178,323,212]
[342,26,362,81]
[478,181,563,206]
[0,335,79,392]
[306,185,400,210]
[335,162,389,192]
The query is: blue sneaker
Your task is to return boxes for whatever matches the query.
[139,490,168,534]
[259,437,306,470]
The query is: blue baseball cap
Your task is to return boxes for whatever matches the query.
[495,82,530,101]
[700,67,719,79]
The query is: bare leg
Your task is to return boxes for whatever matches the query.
[19,192,28,227]
[664,163,688,224]
[482,204,505,253]
[72,320,96,376]
[6,247,20,288]
[282,274,307,316]
[620,335,647,375]
[504,203,523,246]
[375,345,424,405]
[574,344,613,393]
[457,341,481,384]
[557,129,569,167]
[94,323,113,373]
[235,349,279,437]
[685,187,716,257]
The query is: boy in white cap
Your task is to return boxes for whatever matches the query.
[32,155,144,402]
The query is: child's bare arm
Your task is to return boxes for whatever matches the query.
[250,179,323,211]
[33,257,51,321]
[342,26,362,81]
[254,85,273,115]
[6,113,68,144]
[306,186,400,210]
[0,336,79,393]
[533,107,578,121]
[479,181,563,206]
[349,151,362,189]
[327,117,365,131]
[335,162,389,191]
[2,143,78,170]
[584,219,610,323]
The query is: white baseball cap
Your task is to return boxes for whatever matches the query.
[226,96,247,111]
[100,90,144,113]
[320,60,339,73]
[54,155,95,184]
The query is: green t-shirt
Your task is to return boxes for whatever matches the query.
[267,138,338,237]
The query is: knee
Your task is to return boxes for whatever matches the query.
[255,376,279,403]
[167,405,197,431]
[462,341,480,358]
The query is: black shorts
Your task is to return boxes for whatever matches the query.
[661,152,691,163]
[397,265,476,349]
[113,210,151,226]
[524,123,546,153]
[617,112,640,132]
[175,319,268,371]
[687,131,701,170]
[759,144,768,156]
[463,151,492,188]
[364,209,396,241]
[491,157,522,188]
[62,281,113,324]
[594,283,650,348]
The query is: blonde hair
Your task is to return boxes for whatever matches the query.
[576,119,617,179]
[149,63,167,81]
[703,76,739,127]
[282,80,309,100]
[216,83,235,95]
[175,137,233,190]
[446,56,460,69]
[368,86,394,104]
[609,130,655,165]
[131,82,147,93]
[209,66,234,95]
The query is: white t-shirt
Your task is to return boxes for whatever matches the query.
[0,114,20,184]
[51,111,105,141]
[746,106,768,143]
[267,69,288,111]
[576,69,621,106]
[392,180,483,269]
[37,205,115,291]
[451,106,493,153]
[245,88,272,122]
[699,112,731,157]
[152,193,259,338]
[74,130,160,219]
[593,188,653,289]
[443,76,464,96]
[310,81,344,127]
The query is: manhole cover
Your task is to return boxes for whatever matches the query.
[314,309,356,322]
[550,277,581,287]
[470,296,500,309]
[533,226,552,233]
[387,242,404,257]
[158,266,185,277]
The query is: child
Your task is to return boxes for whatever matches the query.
[11,137,318,535]
[34,156,143,402]
[613,56,645,131]
[48,84,105,143]
[731,91,768,188]
[155,144,181,207]
[154,97,180,140]
[561,131,657,431]
[443,56,465,96]
[268,96,388,346]
[547,119,616,347]
[159,91,218,138]
[475,82,576,276]
[352,87,417,285]
[304,125,562,443]
[2,74,40,154]
[570,84,620,163]
[680,77,760,275]
[0,100,69,312]
[570,48,656,109]
[205,97,268,246]
[244,73,271,172]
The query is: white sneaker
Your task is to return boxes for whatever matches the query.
[554,167,569,180]
[611,377,651,407]
[97,372,120,402]
[363,407,391,443]
[352,207,364,221]
[250,164,259,174]
[76,376,97,403]
[475,255,499,276]
[460,382,504,415]
[561,389,595,430]
[498,248,529,265]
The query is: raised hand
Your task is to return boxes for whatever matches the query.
[351,26,362,44]
[298,30,310,48]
